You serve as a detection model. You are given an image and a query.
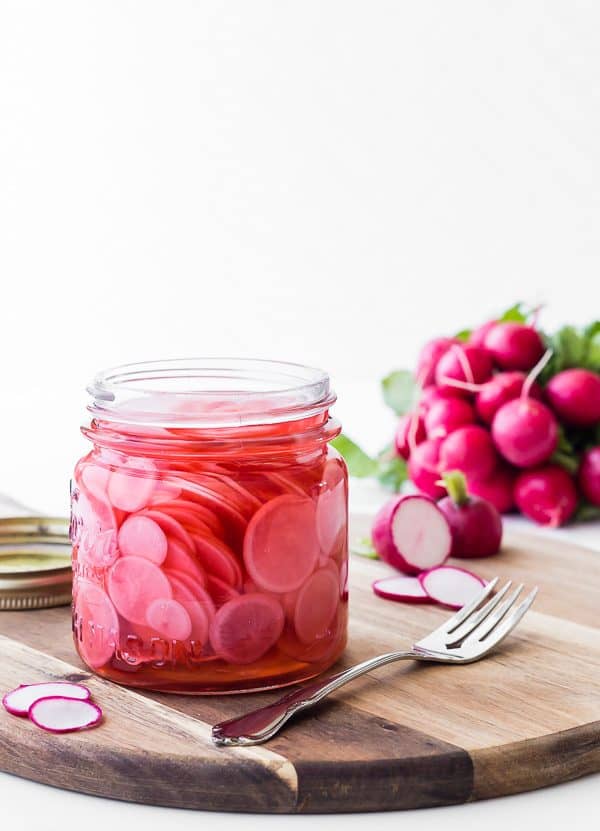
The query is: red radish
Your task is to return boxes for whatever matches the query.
[437,471,503,558]
[146,598,192,641]
[469,319,497,348]
[514,465,578,526]
[416,337,458,387]
[293,568,339,644]
[466,464,516,514]
[28,696,102,733]
[372,575,431,604]
[3,682,91,717]
[107,556,172,625]
[579,447,600,507]
[209,594,284,664]
[492,398,558,467]
[244,494,320,593]
[408,438,446,499]
[394,413,426,459]
[418,385,463,413]
[476,372,543,424]
[424,397,475,439]
[74,581,120,669]
[117,515,168,565]
[371,494,452,575]
[484,322,545,371]
[545,369,600,427]
[439,426,498,481]
[435,344,494,392]
[107,458,158,512]
[419,566,485,609]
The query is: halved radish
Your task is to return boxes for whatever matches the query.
[74,581,120,669]
[293,568,339,645]
[3,682,91,717]
[209,594,284,664]
[107,556,172,625]
[146,598,192,641]
[419,565,485,609]
[192,534,242,587]
[117,515,168,564]
[372,575,431,604]
[29,696,102,733]
[371,495,452,575]
[243,494,320,593]
[108,458,158,512]
[316,459,347,558]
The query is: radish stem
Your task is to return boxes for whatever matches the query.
[521,348,553,400]
[441,470,469,507]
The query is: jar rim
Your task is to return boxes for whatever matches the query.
[86,357,336,428]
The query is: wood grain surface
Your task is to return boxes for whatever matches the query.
[0,530,598,813]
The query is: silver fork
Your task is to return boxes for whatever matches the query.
[212,577,537,747]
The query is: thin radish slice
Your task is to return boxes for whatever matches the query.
[117,515,168,564]
[80,463,111,504]
[74,581,120,668]
[29,696,102,733]
[3,683,91,717]
[150,505,215,538]
[150,480,182,504]
[293,568,339,645]
[139,509,196,553]
[243,494,320,593]
[108,458,158,512]
[372,575,431,604]
[167,477,248,538]
[419,566,486,609]
[167,572,212,641]
[263,472,307,497]
[205,573,240,607]
[371,495,452,575]
[146,598,192,641]
[209,594,284,664]
[197,472,263,514]
[192,534,242,587]
[107,556,172,625]
[163,538,206,585]
[72,486,118,566]
[316,460,347,558]
[151,499,224,537]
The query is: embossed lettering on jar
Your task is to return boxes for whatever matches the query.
[71,359,348,693]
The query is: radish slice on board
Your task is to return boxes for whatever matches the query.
[108,458,158,512]
[28,697,102,733]
[372,576,431,604]
[419,566,485,609]
[117,515,168,564]
[3,683,91,717]
[243,494,320,593]
[371,495,452,575]
[146,598,192,641]
[209,594,284,664]
[293,568,339,644]
[107,556,172,625]
[75,581,120,668]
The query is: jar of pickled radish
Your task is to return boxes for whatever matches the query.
[70,359,348,693]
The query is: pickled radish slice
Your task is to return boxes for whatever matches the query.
[316,461,347,557]
[72,486,118,566]
[165,567,208,600]
[107,557,172,625]
[205,573,239,607]
[372,575,431,603]
[163,538,206,585]
[80,464,111,503]
[293,568,339,644]
[74,581,120,669]
[29,697,102,734]
[199,472,263,514]
[419,566,485,609]
[117,515,168,564]
[155,501,224,537]
[210,594,284,664]
[146,598,192,641]
[166,571,213,641]
[192,534,242,587]
[108,458,158,512]
[150,480,182,504]
[244,495,320,593]
[3,682,91,717]
[167,477,248,538]
[279,608,346,664]
[139,509,196,553]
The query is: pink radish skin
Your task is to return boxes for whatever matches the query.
[439,426,498,481]
[371,494,452,575]
[466,464,516,514]
[394,413,426,459]
[484,322,545,371]
[408,438,446,499]
[372,575,432,604]
[3,683,91,717]
[437,471,503,558]
[435,344,494,392]
[545,369,600,427]
[416,338,458,387]
[424,397,475,440]
[514,465,578,526]
[469,320,497,348]
[28,696,102,734]
[476,372,543,425]
[419,566,485,609]
[492,398,558,468]
[579,447,600,507]
[418,386,464,413]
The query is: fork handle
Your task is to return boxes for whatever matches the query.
[211,650,418,746]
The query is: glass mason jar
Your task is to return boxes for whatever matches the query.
[71,359,348,693]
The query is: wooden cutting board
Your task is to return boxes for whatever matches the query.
[0,528,599,813]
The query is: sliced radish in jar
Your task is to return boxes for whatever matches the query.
[316,460,347,558]
[209,594,284,664]
[419,566,485,609]
[80,464,111,503]
[74,581,120,669]
[150,480,182,504]
[108,459,158,512]
[293,568,339,645]
[139,509,196,553]
[166,570,215,639]
[192,534,242,587]
[107,556,172,625]
[372,575,431,604]
[205,573,240,607]
[29,696,102,733]
[153,500,224,537]
[117,515,168,565]
[168,477,248,538]
[243,494,320,593]
[3,682,91,717]
[163,538,206,585]
[146,598,192,641]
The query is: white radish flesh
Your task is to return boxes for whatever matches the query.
[2,683,91,717]
[419,566,485,609]
[28,696,102,733]
[372,576,431,604]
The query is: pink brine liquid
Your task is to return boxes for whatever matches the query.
[71,360,348,693]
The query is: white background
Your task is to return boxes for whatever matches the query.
[1,2,599,828]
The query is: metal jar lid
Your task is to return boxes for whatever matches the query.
[0,516,72,610]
